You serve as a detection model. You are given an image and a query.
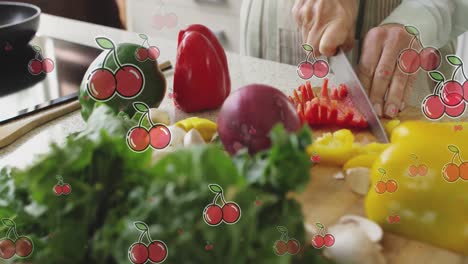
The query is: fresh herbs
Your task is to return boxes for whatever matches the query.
[0,104,331,264]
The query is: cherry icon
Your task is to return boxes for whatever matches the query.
[273,226,301,256]
[203,184,241,226]
[0,238,15,259]
[28,45,55,75]
[128,221,168,264]
[204,241,214,251]
[398,48,420,74]
[0,218,34,259]
[297,44,329,80]
[408,154,428,177]
[87,68,116,101]
[422,71,448,120]
[115,65,144,98]
[126,102,171,152]
[442,145,468,183]
[374,168,398,194]
[387,213,401,224]
[135,34,160,62]
[53,175,72,196]
[87,37,144,101]
[420,47,441,71]
[397,26,441,74]
[311,222,335,249]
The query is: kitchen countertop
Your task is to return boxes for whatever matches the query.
[0,14,329,169]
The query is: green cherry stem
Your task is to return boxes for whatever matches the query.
[460,63,468,80]
[146,111,155,127]
[137,110,149,128]
[409,36,418,50]
[451,65,463,81]
[212,192,222,206]
[435,80,445,96]
[306,50,317,63]
[111,48,123,69]
[101,51,113,70]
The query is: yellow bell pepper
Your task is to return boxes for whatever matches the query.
[307,129,359,165]
[384,119,401,135]
[174,117,217,142]
[343,154,379,170]
[365,121,468,254]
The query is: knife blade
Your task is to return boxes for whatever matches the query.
[329,49,389,143]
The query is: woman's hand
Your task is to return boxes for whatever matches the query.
[292,0,358,57]
[357,24,419,118]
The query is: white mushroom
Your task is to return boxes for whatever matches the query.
[338,215,383,243]
[149,108,171,125]
[323,222,386,264]
[184,129,205,146]
[345,167,371,195]
[168,125,186,148]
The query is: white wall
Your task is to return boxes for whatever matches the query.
[457,33,468,64]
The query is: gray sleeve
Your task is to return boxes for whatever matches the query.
[381,0,468,48]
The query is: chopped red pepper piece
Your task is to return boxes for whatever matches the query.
[290,79,368,129]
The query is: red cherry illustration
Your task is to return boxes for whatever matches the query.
[203,204,223,226]
[62,183,72,195]
[28,59,42,75]
[394,215,401,223]
[398,49,420,74]
[42,58,55,73]
[203,184,241,226]
[148,240,168,263]
[15,237,33,257]
[222,202,241,224]
[422,94,445,120]
[313,60,330,78]
[311,235,324,249]
[419,47,441,71]
[137,34,161,61]
[0,238,15,259]
[287,239,301,255]
[297,61,314,80]
[115,65,144,98]
[87,69,116,101]
[128,243,148,264]
[148,46,160,61]
[53,184,63,196]
[135,47,148,62]
[441,81,464,107]
[408,165,418,177]
[153,14,165,30]
[446,102,466,118]
[1,219,34,259]
[129,222,168,264]
[127,127,150,152]
[149,125,171,150]
[323,234,335,247]
[205,242,214,251]
[274,240,287,255]
[165,13,178,28]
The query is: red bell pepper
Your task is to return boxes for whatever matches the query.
[173,24,231,112]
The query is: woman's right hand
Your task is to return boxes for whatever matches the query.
[292,0,359,57]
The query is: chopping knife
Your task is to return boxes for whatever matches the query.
[329,49,389,143]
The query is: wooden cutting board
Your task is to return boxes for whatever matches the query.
[297,106,468,264]
[0,100,81,149]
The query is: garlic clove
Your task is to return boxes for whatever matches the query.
[149,108,171,125]
[168,125,186,148]
[323,223,386,264]
[338,215,383,243]
[334,171,345,180]
[345,167,371,195]
[184,129,205,146]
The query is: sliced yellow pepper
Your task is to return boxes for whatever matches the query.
[175,117,217,142]
[384,119,401,135]
[343,154,379,170]
[365,121,468,254]
[307,129,357,165]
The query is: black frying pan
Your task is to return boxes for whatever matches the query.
[0,1,40,53]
